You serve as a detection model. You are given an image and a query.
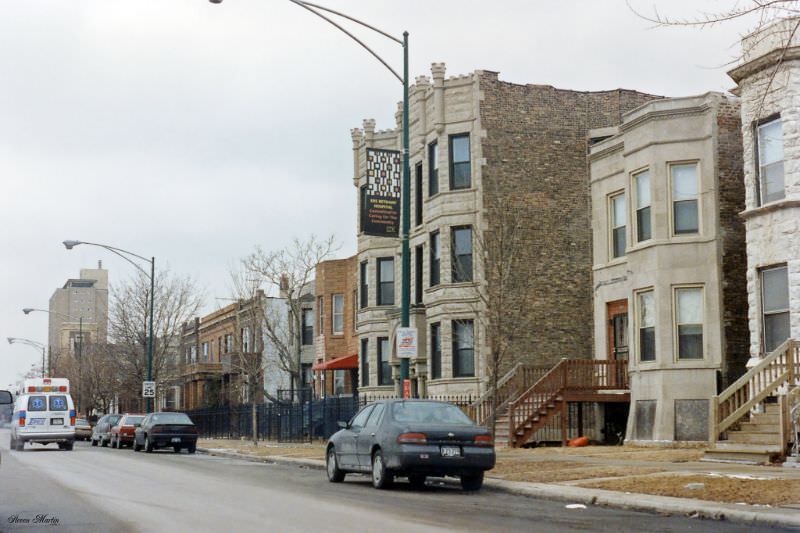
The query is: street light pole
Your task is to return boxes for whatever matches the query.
[7,337,47,378]
[63,240,156,413]
[210,0,413,396]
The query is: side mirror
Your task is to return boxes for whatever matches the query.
[0,390,12,405]
[337,421,348,429]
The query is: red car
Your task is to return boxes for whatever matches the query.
[109,414,146,449]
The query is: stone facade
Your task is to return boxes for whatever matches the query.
[352,63,660,400]
[589,93,748,443]
[729,17,800,361]
[312,256,358,396]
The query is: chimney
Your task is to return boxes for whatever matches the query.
[279,274,289,299]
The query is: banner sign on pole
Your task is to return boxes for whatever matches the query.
[362,148,401,237]
[396,327,417,359]
[142,381,156,398]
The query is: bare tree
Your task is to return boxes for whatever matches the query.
[239,235,337,392]
[108,269,204,412]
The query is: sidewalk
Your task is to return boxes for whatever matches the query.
[197,439,800,527]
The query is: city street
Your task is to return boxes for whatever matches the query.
[0,430,788,533]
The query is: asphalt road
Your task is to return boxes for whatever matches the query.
[0,429,791,533]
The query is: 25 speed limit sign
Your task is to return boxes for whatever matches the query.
[142,381,156,398]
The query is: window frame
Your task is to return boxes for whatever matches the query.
[331,294,344,335]
[673,285,705,361]
[360,338,369,387]
[760,264,790,353]
[448,133,471,190]
[609,191,626,259]
[428,140,439,196]
[669,161,700,236]
[430,322,441,380]
[452,319,475,378]
[317,296,324,335]
[633,169,651,243]
[755,115,785,206]
[415,244,424,304]
[636,289,656,363]
[451,226,473,282]
[415,162,423,226]
[301,308,314,345]
[376,257,395,306]
[359,260,368,309]
[378,336,391,386]
[430,231,441,287]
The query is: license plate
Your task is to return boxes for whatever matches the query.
[51,418,64,425]
[440,446,461,458]
[29,418,45,425]
[171,437,181,443]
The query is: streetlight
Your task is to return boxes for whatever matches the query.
[23,308,84,414]
[7,337,47,378]
[63,239,156,413]
[209,0,413,396]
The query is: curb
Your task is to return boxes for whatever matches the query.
[197,448,800,527]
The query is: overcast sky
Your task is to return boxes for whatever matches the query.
[0,1,760,386]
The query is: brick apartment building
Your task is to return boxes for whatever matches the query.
[352,63,661,400]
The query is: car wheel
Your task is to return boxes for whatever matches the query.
[133,439,142,452]
[15,439,24,452]
[64,441,74,451]
[460,472,484,491]
[100,437,108,448]
[187,444,196,454]
[145,436,153,453]
[371,450,393,489]
[10,435,16,448]
[326,447,345,483]
[408,474,427,489]
[91,438,98,447]
[173,445,181,453]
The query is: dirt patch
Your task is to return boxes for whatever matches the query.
[198,439,325,461]
[491,458,664,483]
[580,473,800,506]
[497,445,704,463]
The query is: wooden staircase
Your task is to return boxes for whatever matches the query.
[704,339,799,464]
[506,359,629,448]
[468,363,548,434]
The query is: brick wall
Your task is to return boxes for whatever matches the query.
[315,255,359,359]
[477,72,660,368]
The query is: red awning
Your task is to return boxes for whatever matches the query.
[312,353,358,371]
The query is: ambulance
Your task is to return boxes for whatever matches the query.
[10,378,76,451]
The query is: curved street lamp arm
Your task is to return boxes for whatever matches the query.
[99,245,151,277]
[78,241,151,264]
[293,0,402,45]
[289,0,403,83]
[8,338,46,350]
[23,308,83,321]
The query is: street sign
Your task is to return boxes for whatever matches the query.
[396,327,417,359]
[403,379,411,399]
[142,381,156,398]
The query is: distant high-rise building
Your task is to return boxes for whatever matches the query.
[48,262,108,358]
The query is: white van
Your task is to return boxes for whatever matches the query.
[10,378,76,451]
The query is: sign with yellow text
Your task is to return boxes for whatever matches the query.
[362,148,401,237]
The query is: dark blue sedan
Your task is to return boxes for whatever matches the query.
[326,399,495,491]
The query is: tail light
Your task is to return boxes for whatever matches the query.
[397,432,427,444]
[19,410,26,427]
[474,435,493,447]
[69,410,76,426]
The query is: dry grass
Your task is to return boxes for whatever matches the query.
[580,473,800,506]
[198,439,325,461]
[491,458,664,483]
[497,445,704,463]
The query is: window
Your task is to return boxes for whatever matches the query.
[428,141,439,196]
[318,296,324,334]
[671,163,699,234]
[756,117,784,205]
[241,328,251,352]
[634,170,651,242]
[430,231,440,286]
[350,405,373,429]
[353,289,358,332]
[637,291,655,362]
[361,338,369,387]
[359,261,368,309]
[378,337,391,386]
[365,403,385,427]
[761,265,790,353]
[377,257,394,305]
[302,309,314,345]
[332,294,344,335]
[415,244,424,304]
[415,162,423,226]
[430,322,441,379]
[610,193,626,258]
[449,134,471,189]
[218,336,222,357]
[190,345,197,363]
[27,396,47,411]
[225,334,232,353]
[452,320,475,377]
[333,370,345,396]
[359,184,367,232]
[202,342,209,362]
[451,226,473,282]
[675,287,704,359]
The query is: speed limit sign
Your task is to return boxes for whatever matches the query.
[142,381,156,398]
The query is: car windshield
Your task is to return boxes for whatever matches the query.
[125,416,144,426]
[76,419,89,425]
[108,414,122,424]
[391,402,474,426]
[150,413,193,425]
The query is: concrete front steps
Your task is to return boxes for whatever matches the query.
[703,403,786,464]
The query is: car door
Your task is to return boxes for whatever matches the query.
[135,415,151,445]
[356,403,385,469]
[339,405,373,469]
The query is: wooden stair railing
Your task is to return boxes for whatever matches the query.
[507,359,629,448]
[469,363,548,426]
[712,339,799,443]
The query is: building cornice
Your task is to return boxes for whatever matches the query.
[728,46,800,83]
[740,199,800,220]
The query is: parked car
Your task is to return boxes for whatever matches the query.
[109,414,145,449]
[1,389,13,465]
[133,412,198,454]
[91,413,122,447]
[74,418,92,441]
[326,399,495,491]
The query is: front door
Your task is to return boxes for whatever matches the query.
[607,300,628,361]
